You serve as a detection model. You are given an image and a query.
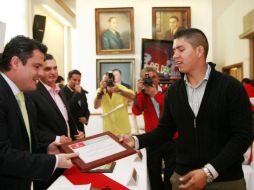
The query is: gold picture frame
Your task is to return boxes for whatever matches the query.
[95,7,135,55]
[152,7,191,40]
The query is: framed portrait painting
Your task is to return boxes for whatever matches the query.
[95,7,134,55]
[152,7,191,40]
[141,38,181,85]
[96,59,135,89]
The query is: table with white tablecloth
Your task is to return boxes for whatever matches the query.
[48,148,150,190]
[243,165,254,190]
[48,148,254,190]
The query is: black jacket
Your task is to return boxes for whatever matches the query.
[137,63,252,182]
[27,82,78,144]
[61,85,90,131]
[0,75,55,190]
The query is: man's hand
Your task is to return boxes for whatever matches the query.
[178,169,207,190]
[144,85,158,97]
[75,130,85,140]
[79,117,87,124]
[74,85,82,93]
[47,141,61,155]
[57,152,79,169]
[136,79,143,93]
[110,85,120,93]
[99,79,107,89]
[118,134,135,148]
[60,135,72,144]
[106,84,117,94]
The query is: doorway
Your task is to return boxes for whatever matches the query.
[222,62,243,81]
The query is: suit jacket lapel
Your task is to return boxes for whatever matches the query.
[59,90,78,132]
[0,75,30,146]
[59,90,68,108]
[37,82,66,122]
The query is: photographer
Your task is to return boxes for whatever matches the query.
[94,71,134,135]
[132,66,177,190]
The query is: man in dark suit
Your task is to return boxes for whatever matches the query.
[28,54,84,190]
[0,35,78,190]
[61,70,90,133]
[113,69,131,89]
[28,54,85,144]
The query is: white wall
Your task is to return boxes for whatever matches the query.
[213,0,254,76]
[0,0,66,77]
[0,0,30,44]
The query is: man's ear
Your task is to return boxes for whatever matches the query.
[9,56,21,70]
[196,45,205,58]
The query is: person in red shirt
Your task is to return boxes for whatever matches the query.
[242,78,254,138]
[242,78,254,165]
[242,78,254,111]
[132,66,177,190]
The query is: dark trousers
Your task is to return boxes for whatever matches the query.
[33,168,64,190]
[147,140,176,190]
[251,112,254,139]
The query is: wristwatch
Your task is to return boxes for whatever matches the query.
[202,167,214,183]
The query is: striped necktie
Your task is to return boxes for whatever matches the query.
[15,92,31,150]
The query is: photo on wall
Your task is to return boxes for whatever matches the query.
[96,59,135,90]
[152,7,191,41]
[95,7,135,55]
[141,38,181,85]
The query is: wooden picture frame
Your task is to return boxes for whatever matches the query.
[152,7,191,40]
[141,38,181,85]
[96,58,135,90]
[88,162,116,173]
[59,131,136,172]
[95,7,134,54]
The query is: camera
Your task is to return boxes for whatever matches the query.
[106,71,114,87]
[143,73,153,86]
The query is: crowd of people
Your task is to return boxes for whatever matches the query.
[0,28,253,190]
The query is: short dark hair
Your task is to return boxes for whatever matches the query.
[112,69,122,75]
[174,28,209,58]
[68,69,81,79]
[0,35,47,71]
[45,53,54,61]
[56,75,64,83]
[169,16,179,22]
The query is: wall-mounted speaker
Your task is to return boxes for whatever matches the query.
[32,15,46,42]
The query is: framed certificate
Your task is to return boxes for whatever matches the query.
[59,131,136,172]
